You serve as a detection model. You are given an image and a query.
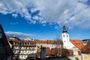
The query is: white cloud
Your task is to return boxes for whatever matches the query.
[0,0,90,28]
[5,31,35,39]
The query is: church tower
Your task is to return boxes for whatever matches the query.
[62,26,74,49]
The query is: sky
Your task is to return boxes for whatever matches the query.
[0,0,90,40]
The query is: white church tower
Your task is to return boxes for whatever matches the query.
[62,26,74,49]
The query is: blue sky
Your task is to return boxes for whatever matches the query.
[0,14,60,40]
[0,0,90,40]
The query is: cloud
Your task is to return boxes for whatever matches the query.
[10,22,19,25]
[0,0,90,28]
[5,31,35,39]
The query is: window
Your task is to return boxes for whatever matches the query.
[0,40,5,54]
[0,47,5,54]
[0,33,2,39]
[0,40,3,46]
[63,35,65,37]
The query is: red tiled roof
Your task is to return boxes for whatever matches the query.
[81,40,90,53]
[34,40,62,44]
[70,40,84,49]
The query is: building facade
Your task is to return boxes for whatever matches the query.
[8,37,37,60]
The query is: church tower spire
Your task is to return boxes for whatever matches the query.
[61,25,74,49]
[63,25,68,33]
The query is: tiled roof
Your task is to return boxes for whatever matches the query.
[34,40,62,44]
[8,37,63,44]
[81,40,90,53]
[70,40,84,49]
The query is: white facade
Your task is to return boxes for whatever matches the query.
[36,43,61,49]
[19,47,37,59]
[13,46,37,60]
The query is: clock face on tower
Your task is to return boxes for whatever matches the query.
[63,35,65,37]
